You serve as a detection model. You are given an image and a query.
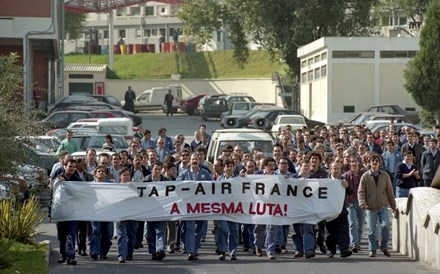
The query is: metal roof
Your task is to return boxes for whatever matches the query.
[64,0,184,13]
[64,64,107,72]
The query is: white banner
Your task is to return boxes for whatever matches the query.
[51,175,345,225]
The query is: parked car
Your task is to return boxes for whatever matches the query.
[125,85,183,113]
[69,133,129,152]
[18,136,60,172]
[364,104,420,124]
[270,115,307,133]
[180,93,210,115]
[222,105,281,129]
[42,111,91,129]
[201,94,255,121]
[47,96,99,113]
[88,94,123,108]
[248,108,325,131]
[348,112,411,126]
[368,122,434,137]
[220,102,271,127]
[206,129,274,163]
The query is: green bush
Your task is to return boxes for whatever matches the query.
[0,239,13,269]
[0,195,45,243]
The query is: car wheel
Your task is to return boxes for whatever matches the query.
[188,109,194,115]
[201,114,207,121]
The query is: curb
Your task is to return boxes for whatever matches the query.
[40,240,51,268]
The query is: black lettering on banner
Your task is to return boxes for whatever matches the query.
[318,187,328,199]
[194,183,206,195]
[165,185,176,196]
[287,184,298,196]
[137,186,146,197]
[242,182,251,193]
[149,186,159,197]
[270,183,280,195]
[222,182,231,194]
[303,186,313,198]
[255,182,265,195]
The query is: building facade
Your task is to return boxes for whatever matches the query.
[297,37,420,124]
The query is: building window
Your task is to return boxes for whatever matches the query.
[145,6,154,16]
[159,6,168,15]
[314,55,320,63]
[69,74,93,79]
[130,7,141,16]
[116,8,127,17]
[144,29,151,37]
[308,71,313,82]
[301,60,307,68]
[380,51,417,58]
[321,52,327,60]
[103,30,108,39]
[159,28,166,37]
[332,51,374,58]
[314,68,320,79]
[399,17,407,25]
[321,65,327,77]
[135,29,141,38]
[119,30,126,38]
[151,29,158,37]
[216,31,222,42]
[308,58,313,66]
[301,73,307,83]
[343,106,355,113]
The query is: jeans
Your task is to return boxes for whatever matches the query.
[365,207,390,252]
[90,221,112,257]
[117,220,137,260]
[276,225,290,247]
[347,201,365,248]
[292,223,315,254]
[241,224,255,249]
[146,221,166,255]
[200,220,208,240]
[57,221,77,260]
[396,186,410,198]
[216,220,239,256]
[184,220,204,255]
[76,221,89,254]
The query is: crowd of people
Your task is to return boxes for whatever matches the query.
[48,121,440,265]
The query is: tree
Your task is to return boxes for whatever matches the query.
[179,0,378,76]
[404,0,440,123]
[65,10,87,40]
[0,54,48,175]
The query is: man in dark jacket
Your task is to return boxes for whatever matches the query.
[395,151,420,197]
[421,138,440,187]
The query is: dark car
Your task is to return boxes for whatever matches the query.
[201,95,255,121]
[88,94,123,108]
[180,93,210,115]
[247,108,325,131]
[42,111,91,129]
[364,104,420,124]
[47,96,98,113]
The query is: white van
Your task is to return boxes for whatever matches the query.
[130,85,182,113]
[67,118,134,143]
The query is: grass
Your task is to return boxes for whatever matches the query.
[2,241,47,274]
[64,50,287,79]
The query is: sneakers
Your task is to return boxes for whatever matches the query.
[118,258,126,263]
[267,254,275,260]
[231,255,237,260]
[219,252,226,261]
[292,251,304,258]
[274,245,282,254]
[187,253,195,261]
[305,250,316,259]
[327,252,335,258]
[340,250,353,258]
[381,248,391,257]
[90,254,98,260]
[66,259,77,265]
[281,246,288,253]
[256,248,263,257]
[57,257,66,264]
[368,251,376,257]
[351,246,359,253]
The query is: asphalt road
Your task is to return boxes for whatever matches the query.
[36,112,438,274]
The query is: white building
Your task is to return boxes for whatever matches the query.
[297,37,420,124]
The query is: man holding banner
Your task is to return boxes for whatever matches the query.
[176,153,213,261]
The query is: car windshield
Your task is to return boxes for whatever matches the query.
[216,140,273,157]
[279,116,305,124]
[87,136,128,149]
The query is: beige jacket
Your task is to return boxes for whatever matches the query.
[358,170,396,211]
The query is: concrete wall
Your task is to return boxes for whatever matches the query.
[100,78,282,106]
[392,187,440,270]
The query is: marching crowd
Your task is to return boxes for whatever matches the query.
[49,122,440,266]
